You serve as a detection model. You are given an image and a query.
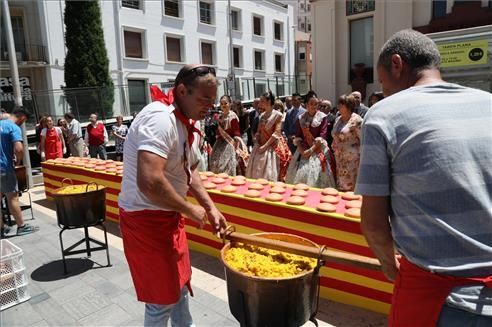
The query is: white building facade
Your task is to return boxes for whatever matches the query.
[311,0,492,104]
[1,0,294,123]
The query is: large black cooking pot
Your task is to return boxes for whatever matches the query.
[52,180,106,228]
[221,233,322,327]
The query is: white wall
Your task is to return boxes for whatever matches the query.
[312,0,417,103]
[100,0,293,85]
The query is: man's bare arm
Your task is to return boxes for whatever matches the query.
[13,141,23,166]
[188,169,227,234]
[137,151,207,226]
[360,195,399,281]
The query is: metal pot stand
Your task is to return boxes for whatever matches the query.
[58,223,111,275]
[53,180,111,275]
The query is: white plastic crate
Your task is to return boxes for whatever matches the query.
[1,239,30,311]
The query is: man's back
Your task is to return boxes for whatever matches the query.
[0,120,21,171]
[357,83,492,276]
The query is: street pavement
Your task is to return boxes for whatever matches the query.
[0,185,386,326]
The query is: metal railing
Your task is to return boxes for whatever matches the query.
[0,43,48,63]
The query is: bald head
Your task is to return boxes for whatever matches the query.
[350,91,362,106]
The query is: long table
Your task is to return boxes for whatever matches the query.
[42,161,393,314]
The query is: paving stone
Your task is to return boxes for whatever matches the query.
[90,280,125,298]
[1,302,44,327]
[31,297,76,324]
[111,292,145,321]
[78,303,132,326]
[61,291,112,320]
[49,279,96,304]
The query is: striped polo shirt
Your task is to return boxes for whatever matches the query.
[356,83,492,277]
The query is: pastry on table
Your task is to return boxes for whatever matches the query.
[244,190,261,198]
[292,189,308,197]
[293,183,309,191]
[345,207,361,218]
[341,191,362,201]
[221,185,237,193]
[316,203,337,213]
[265,193,283,202]
[320,195,339,204]
[203,181,217,189]
[321,187,339,196]
[286,196,305,205]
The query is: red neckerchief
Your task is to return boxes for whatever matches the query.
[389,256,492,327]
[150,85,201,148]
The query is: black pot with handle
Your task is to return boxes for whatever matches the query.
[52,179,106,228]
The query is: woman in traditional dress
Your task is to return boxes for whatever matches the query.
[332,94,363,191]
[285,94,336,188]
[245,91,286,181]
[40,116,66,161]
[209,95,242,176]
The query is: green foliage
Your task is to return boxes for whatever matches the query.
[64,0,114,118]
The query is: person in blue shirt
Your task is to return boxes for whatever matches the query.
[1,107,36,237]
[282,93,306,154]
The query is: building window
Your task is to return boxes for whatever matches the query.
[349,16,374,83]
[164,0,180,17]
[255,83,266,97]
[307,4,311,11]
[165,36,183,62]
[0,15,27,61]
[199,1,213,25]
[274,22,283,41]
[275,54,283,73]
[233,46,242,68]
[124,30,145,58]
[432,0,447,19]
[299,47,306,60]
[308,23,311,32]
[253,15,263,36]
[300,22,305,31]
[254,50,264,71]
[300,3,304,9]
[122,0,141,10]
[200,41,215,65]
[231,9,241,31]
[346,0,375,16]
[128,80,147,113]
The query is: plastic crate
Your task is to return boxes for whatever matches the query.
[1,240,30,311]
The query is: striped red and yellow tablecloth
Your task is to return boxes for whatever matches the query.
[42,161,393,314]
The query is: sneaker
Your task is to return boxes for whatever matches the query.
[16,223,36,236]
[1,226,11,238]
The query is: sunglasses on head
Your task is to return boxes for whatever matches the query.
[176,66,216,86]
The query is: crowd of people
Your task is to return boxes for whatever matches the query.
[34,112,132,162]
[30,86,384,193]
[200,88,384,191]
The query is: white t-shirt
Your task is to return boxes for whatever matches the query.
[40,127,63,138]
[118,101,202,212]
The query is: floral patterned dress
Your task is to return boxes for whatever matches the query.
[112,124,128,154]
[209,111,241,176]
[285,111,336,188]
[332,113,362,191]
[245,109,283,181]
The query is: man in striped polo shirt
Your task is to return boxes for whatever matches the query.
[356,29,491,326]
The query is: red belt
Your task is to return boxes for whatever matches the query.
[119,208,192,305]
[389,257,492,327]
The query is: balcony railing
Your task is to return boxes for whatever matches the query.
[0,44,48,64]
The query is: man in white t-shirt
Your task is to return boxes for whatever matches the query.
[119,64,227,327]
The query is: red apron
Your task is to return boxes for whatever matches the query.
[45,128,63,160]
[119,208,192,305]
[389,257,492,327]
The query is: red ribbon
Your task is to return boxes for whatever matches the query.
[150,85,201,147]
[150,85,174,105]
